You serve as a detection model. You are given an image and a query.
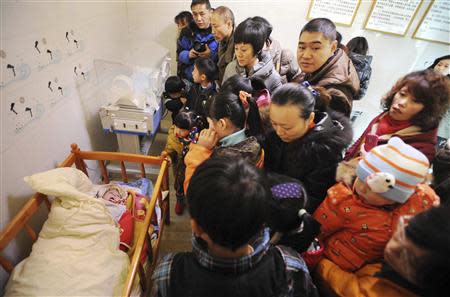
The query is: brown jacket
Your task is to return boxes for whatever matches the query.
[293,48,360,116]
[217,34,235,85]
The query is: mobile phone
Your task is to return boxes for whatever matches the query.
[364,134,379,152]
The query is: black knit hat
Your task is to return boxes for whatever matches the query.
[405,205,450,254]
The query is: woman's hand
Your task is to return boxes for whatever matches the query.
[197,128,218,150]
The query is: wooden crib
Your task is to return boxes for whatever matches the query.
[0,143,171,297]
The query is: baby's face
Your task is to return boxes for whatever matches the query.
[103,189,122,203]
[354,178,396,206]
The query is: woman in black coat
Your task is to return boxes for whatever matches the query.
[264,83,353,212]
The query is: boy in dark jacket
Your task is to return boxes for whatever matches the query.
[151,157,319,297]
[185,57,217,119]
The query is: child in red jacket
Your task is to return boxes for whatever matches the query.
[313,137,439,271]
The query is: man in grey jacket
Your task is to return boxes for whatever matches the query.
[211,6,235,86]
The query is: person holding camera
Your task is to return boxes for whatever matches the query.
[178,0,218,82]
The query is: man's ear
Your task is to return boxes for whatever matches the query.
[226,20,233,30]
[201,73,207,82]
[331,39,338,53]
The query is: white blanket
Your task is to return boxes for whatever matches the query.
[5,168,130,296]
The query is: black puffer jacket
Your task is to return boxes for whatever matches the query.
[264,111,353,212]
[348,52,372,100]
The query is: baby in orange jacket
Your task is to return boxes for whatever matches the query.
[313,137,439,271]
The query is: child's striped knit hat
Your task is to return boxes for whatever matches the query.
[356,137,429,203]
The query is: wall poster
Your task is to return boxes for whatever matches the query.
[307,0,361,26]
[364,0,423,36]
[413,0,450,45]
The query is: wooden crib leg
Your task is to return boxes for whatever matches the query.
[163,167,170,225]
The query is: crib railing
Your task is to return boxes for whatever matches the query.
[0,143,171,297]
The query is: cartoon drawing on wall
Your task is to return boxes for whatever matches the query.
[64,29,85,56]
[48,76,72,106]
[73,60,93,87]
[34,38,63,71]
[7,96,45,133]
[0,49,31,88]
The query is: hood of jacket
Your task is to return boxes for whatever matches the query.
[287,110,353,155]
[348,52,373,69]
[235,51,276,81]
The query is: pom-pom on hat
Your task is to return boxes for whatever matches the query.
[356,137,429,203]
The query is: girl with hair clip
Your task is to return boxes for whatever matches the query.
[264,82,353,213]
[167,110,207,215]
[183,90,264,193]
[221,74,273,133]
[340,70,450,186]
[266,173,322,265]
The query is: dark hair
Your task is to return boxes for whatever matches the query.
[346,36,369,55]
[194,57,218,82]
[251,16,273,46]
[335,31,349,53]
[207,90,263,138]
[234,18,266,56]
[174,11,193,25]
[213,6,235,28]
[271,83,331,119]
[266,172,321,252]
[174,110,206,131]
[300,18,337,42]
[164,76,186,94]
[428,55,450,78]
[405,205,450,296]
[191,0,211,10]
[382,70,450,131]
[187,157,270,251]
[266,172,308,232]
[221,74,267,97]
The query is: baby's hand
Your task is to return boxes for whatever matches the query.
[197,128,218,150]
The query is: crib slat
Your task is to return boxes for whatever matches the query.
[138,263,146,292]
[24,224,37,242]
[140,163,145,178]
[99,160,110,184]
[43,196,51,211]
[120,161,128,182]
[0,255,14,273]
[146,231,153,265]
[163,166,170,225]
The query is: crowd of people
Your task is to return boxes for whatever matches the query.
[154,1,450,296]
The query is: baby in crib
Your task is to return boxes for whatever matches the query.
[93,184,144,252]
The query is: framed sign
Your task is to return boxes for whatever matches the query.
[364,0,423,36]
[307,0,361,27]
[413,0,450,45]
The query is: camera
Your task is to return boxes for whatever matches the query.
[193,41,207,53]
